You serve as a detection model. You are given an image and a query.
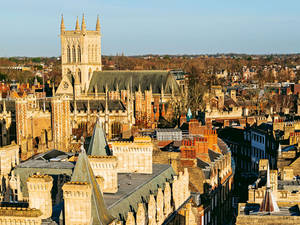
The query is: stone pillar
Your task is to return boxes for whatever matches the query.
[164,182,172,217]
[136,203,145,225]
[156,188,164,225]
[27,174,53,219]
[62,182,92,225]
[148,194,157,225]
[126,212,136,225]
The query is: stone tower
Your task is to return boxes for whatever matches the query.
[62,182,92,225]
[51,96,71,150]
[27,174,53,219]
[60,14,102,94]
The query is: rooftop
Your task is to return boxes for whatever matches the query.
[104,164,175,221]
[239,203,300,216]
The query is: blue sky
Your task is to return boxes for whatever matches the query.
[0,0,299,56]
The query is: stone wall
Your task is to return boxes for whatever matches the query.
[27,174,53,219]
[111,139,153,174]
[62,182,92,225]
[88,156,118,193]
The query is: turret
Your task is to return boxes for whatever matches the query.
[96,15,100,32]
[61,14,65,32]
[81,14,86,33]
[27,174,53,219]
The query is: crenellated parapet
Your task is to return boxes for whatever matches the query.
[111,137,153,174]
[0,207,42,225]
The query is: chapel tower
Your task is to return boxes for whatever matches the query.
[60,14,102,94]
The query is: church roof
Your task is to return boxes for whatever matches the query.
[104,164,175,221]
[88,70,180,94]
[87,120,110,156]
[71,150,114,225]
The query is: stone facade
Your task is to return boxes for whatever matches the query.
[58,15,102,94]
[0,208,42,225]
[27,174,53,219]
[0,142,19,176]
[62,182,92,225]
[88,155,118,193]
[111,137,153,174]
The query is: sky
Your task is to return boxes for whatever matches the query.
[0,0,300,57]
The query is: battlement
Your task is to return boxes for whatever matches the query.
[27,174,53,183]
[0,207,42,217]
[134,136,152,143]
[62,182,92,196]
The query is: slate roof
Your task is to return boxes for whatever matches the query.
[71,150,114,225]
[88,70,180,94]
[87,120,111,156]
[104,164,175,221]
[208,149,221,162]
[14,150,75,198]
[70,100,125,112]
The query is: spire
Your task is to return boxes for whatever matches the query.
[81,14,86,32]
[75,16,80,31]
[138,83,141,92]
[150,83,152,92]
[96,15,100,32]
[259,162,280,213]
[87,120,110,156]
[60,14,65,32]
[71,149,114,224]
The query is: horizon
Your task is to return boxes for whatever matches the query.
[1,0,300,57]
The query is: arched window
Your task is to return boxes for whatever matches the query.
[88,68,92,80]
[77,46,81,62]
[95,45,97,62]
[88,45,91,62]
[78,69,81,83]
[72,46,76,63]
[67,46,71,63]
[91,45,94,63]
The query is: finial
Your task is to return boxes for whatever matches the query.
[81,14,86,32]
[96,15,100,32]
[75,16,80,31]
[61,14,65,32]
[80,136,85,153]
[150,83,152,92]
[138,83,141,92]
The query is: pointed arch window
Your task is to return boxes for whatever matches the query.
[67,46,71,63]
[78,46,81,63]
[78,69,82,83]
[88,45,91,62]
[72,46,76,63]
[91,45,94,63]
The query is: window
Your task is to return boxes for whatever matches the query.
[67,46,71,63]
[78,69,81,83]
[77,46,81,62]
[72,46,76,62]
